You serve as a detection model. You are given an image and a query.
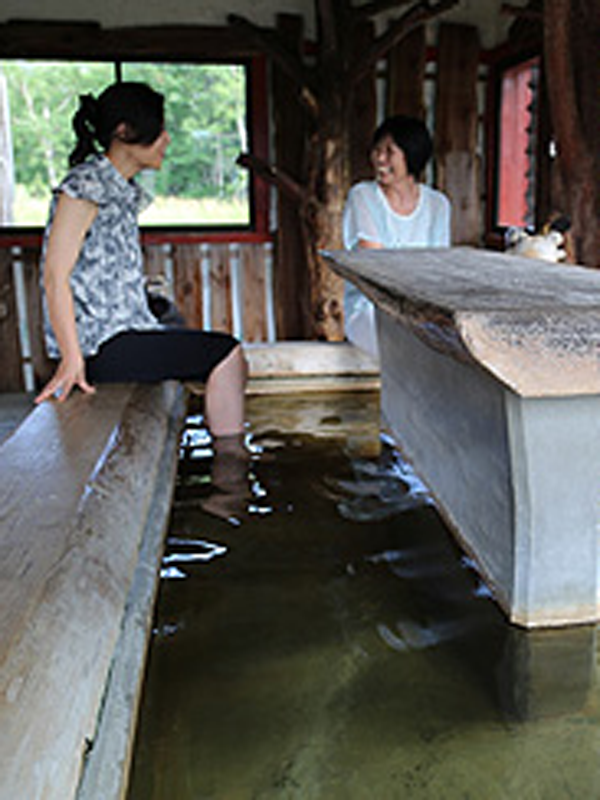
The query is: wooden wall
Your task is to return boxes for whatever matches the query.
[271,17,486,265]
[0,240,275,392]
[0,16,494,377]
[435,23,482,245]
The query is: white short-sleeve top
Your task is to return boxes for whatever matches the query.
[342,180,451,359]
[343,180,451,250]
[41,154,161,359]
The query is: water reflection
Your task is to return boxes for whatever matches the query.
[128,397,600,800]
[179,418,253,524]
[497,625,596,721]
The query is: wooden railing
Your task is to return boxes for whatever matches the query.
[0,237,276,392]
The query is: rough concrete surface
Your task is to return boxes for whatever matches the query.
[324,247,600,397]
[326,247,600,627]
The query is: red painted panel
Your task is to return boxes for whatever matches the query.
[497,58,539,228]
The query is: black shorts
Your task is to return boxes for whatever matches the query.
[85,329,239,384]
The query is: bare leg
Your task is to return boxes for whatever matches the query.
[200,432,250,521]
[204,344,247,437]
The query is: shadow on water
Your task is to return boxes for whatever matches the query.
[127,393,600,800]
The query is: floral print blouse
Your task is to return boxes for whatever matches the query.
[41,154,161,359]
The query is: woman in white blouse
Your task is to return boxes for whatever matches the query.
[343,115,451,360]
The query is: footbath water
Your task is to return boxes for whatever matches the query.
[127,392,600,800]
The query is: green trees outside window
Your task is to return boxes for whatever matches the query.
[0,60,250,227]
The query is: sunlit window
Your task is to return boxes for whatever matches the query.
[0,59,250,228]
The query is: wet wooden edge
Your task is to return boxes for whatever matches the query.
[0,382,187,800]
[76,385,187,800]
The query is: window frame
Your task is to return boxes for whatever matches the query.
[0,24,270,244]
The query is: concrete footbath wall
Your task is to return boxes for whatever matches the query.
[325,246,600,629]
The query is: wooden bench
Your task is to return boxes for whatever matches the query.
[0,338,382,799]
[0,382,186,800]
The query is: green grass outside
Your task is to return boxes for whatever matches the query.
[11,185,250,227]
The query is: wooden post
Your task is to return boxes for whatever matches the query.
[386,27,427,120]
[172,243,204,329]
[241,245,268,342]
[229,0,460,340]
[0,249,23,392]
[434,23,481,245]
[273,13,311,339]
[349,20,377,185]
[21,248,52,388]
[544,0,600,268]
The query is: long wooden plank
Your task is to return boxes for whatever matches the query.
[208,244,232,332]
[172,243,204,329]
[0,383,184,800]
[324,246,600,396]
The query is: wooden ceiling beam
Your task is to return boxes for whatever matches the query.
[0,20,259,60]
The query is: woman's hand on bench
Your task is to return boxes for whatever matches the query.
[35,355,96,404]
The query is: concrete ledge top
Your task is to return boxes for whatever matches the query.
[324,247,600,397]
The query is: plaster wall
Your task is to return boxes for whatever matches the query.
[1,0,314,35]
[505,393,600,626]
[0,0,530,48]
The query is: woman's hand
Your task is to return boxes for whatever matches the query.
[37,193,98,405]
[35,353,96,404]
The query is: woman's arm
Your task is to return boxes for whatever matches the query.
[343,184,386,250]
[356,239,383,249]
[35,194,98,404]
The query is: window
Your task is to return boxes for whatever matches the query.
[492,55,541,231]
[0,59,252,229]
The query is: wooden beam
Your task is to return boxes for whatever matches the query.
[273,14,311,339]
[349,20,377,184]
[354,0,414,21]
[348,0,459,86]
[385,26,427,119]
[0,248,23,391]
[0,20,259,59]
[435,23,481,245]
[544,0,600,267]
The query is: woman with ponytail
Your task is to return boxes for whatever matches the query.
[35,82,246,438]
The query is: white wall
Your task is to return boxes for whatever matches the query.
[2,0,529,49]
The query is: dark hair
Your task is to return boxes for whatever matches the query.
[69,82,165,166]
[371,115,433,178]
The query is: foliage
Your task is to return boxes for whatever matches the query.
[2,61,113,195]
[122,63,248,200]
[0,59,249,211]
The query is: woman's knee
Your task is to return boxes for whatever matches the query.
[210,342,247,384]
